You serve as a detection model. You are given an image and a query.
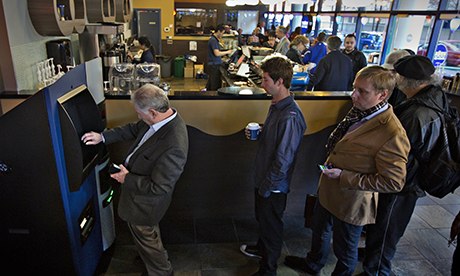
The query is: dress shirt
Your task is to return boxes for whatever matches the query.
[125,110,177,164]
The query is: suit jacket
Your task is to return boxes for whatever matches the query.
[318,106,410,226]
[275,36,290,56]
[103,112,189,226]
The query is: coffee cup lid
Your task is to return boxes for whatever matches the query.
[247,122,260,129]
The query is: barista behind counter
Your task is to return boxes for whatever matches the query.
[206,24,234,91]
[127,36,156,64]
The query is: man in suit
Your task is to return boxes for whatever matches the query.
[274,26,290,56]
[81,84,189,276]
[285,66,410,275]
[308,35,354,91]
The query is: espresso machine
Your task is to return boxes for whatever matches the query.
[79,24,128,81]
[99,33,127,81]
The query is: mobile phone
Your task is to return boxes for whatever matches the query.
[108,163,121,174]
[318,164,332,171]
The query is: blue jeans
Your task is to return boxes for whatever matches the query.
[307,203,363,275]
[331,217,363,276]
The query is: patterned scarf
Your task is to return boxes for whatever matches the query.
[326,101,387,156]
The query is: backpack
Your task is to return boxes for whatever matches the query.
[417,98,460,198]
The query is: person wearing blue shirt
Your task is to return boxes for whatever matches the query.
[240,57,307,276]
[206,24,233,91]
[302,31,327,73]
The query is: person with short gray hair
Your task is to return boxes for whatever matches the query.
[382,49,411,106]
[131,83,170,113]
[81,83,189,276]
[274,26,290,55]
[308,35,354,91]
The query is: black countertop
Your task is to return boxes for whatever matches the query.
[4,88,460,101]
[103,90,353,100]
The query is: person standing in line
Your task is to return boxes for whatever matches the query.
[285,35,309,64]
[302,31,327,73]
[284,65,410,275]
[262,30,278,50]
[81,84,189,276]
[451,210,460,275]
[289,26,302,41]
[382,49,410,107]
[274,26,290,56]
[308,35,353,91]
[239,57,307,276]
[206,24,233,91]
[361,55,446,276]
[258,20,267,37]
[342,34,367,81]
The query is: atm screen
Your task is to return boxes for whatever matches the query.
[58,85,104,190]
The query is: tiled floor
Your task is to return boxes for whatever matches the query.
[98,189,459,276]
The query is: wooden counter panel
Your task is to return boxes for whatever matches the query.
[1,99,26,115]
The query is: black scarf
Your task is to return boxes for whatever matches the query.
[326,101,387,156]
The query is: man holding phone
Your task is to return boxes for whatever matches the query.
[285,66,410,275]
[81,84,189,276]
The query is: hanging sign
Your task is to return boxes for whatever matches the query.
[432,43,448,67]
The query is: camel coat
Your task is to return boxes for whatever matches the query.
[318,106,410,226]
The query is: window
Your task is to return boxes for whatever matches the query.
[175,8,217,35]
[446,0,460,10]
[393,0,440,10]
[426,17,460,77]
[341,0,392,11]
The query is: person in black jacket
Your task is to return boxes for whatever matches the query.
[451,210,460,275]
[308,35,353,91]
[361,55,445,276]
[342,34,367,81]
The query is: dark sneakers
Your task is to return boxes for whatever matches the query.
[284,255,319,275]
[240,244,262,259]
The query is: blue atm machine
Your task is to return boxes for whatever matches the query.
[0,62,112,275]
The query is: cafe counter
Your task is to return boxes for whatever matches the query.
[1,89,352,219]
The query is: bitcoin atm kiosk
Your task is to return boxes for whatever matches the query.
[0,61,114,275]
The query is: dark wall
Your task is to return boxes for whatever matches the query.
[108,125,334,220]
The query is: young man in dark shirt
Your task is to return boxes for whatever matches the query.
[240,57,307,276]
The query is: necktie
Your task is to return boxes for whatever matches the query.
[124,127,155,165]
